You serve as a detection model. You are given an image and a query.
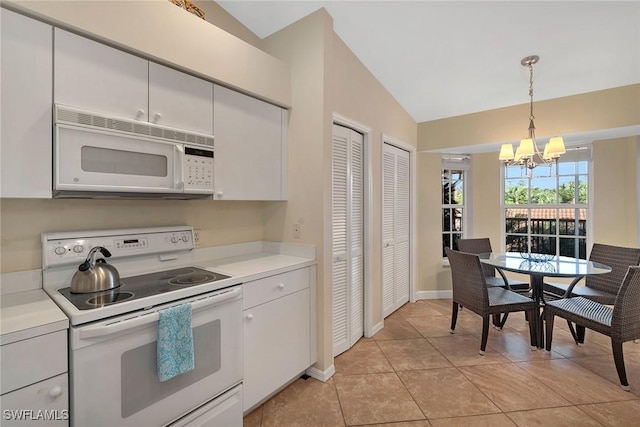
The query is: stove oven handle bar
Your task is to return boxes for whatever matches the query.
[79,286,242,340]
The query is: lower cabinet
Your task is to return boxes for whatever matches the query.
[242,268,312,412]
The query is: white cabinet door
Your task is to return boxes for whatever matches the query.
[213,84,286,200]
[149,63,213,135]
[1,9,53,198]
[382,143,410,318]
[0,374,69,427]
[243,288,310,411]
[54,29,148,121]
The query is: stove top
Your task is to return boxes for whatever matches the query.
[58,267,230,310]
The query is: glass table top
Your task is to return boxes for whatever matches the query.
[478,252,611,277]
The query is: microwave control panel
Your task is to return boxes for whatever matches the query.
[184,146,214,191]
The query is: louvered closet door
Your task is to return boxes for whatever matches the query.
[332,124,364,357]
[382,143,410,318]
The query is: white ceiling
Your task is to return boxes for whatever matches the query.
[217,1,640,124]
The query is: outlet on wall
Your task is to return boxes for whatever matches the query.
[193,229,202,247]
[293,223,301,239]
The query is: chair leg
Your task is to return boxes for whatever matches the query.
[480,316,490,355]
[527,309,537,349]
[576,325,586,344]
[612,340,630,391]
[450,302,459,334]
[545,313,555,351]
[567,320,581,345]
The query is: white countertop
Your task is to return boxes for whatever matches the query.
[198,252,316,283]
[1,289,69,345]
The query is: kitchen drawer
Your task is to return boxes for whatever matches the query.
[0,373,68,427]
[0,330,67,395]
[242,267,309,309]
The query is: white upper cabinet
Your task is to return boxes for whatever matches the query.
[213,84,288,200]
[148,62,213,134]
[54,30,214,136]
[1,9,53,198]
[54,29,148,121]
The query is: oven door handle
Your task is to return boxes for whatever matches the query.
[79,287,242,340]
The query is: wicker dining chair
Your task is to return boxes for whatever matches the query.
[456,238,529,292]
[543,243,640,344]
[544,266,640,391]
[446,248,538,354]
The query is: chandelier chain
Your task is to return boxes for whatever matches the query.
[528,62,535,121]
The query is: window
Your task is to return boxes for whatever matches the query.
[442,158,469,257]
[503,150,590,259]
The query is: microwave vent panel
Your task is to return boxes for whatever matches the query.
[55,105,214,147]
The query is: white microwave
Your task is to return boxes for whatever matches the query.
[53,105,215,199]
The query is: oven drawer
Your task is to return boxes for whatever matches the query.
[170,384,242,427]
[242,267,310,309]
[0,330,67,395]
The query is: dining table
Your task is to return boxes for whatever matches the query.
[478,252,612,348]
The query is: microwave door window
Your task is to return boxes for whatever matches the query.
[81,146,167,177]
[56,126,180,192]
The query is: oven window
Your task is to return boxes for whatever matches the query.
[81,146,168,177]
[121,320,221,418]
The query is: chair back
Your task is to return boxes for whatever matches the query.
[445,247,488,311]
[612,266,640,341]
[587,243,640,295]
[456,238,496,278]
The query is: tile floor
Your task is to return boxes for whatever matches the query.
[243,299,640,426]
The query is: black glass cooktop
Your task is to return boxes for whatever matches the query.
[58,267,230,310]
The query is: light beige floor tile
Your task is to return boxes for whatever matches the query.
[501,312,534,333]
[365,421,432,427]
[397,368,500,419]
[406,315,473,338]
[261,378,345,427]
[377,338,452,371]
[243,405,262,427]
[490,330,564,362]
[429,413,517,427]
[570,355,640,397]
[334,340,393,376]
[459,363,570,412]
[428,334,512,367]
[579,400,640,427]
[516,359,634,404]
[547,328,611,358]
[397,300,450,318]
[505,406,602,427]
[407,299,453,317]
[334,373,424,425]
[373,316,422,341]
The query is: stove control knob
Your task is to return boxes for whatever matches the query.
[54,246,66,255]
[73,245,84,254]
[182,235,189,243]
[171,236,178,243]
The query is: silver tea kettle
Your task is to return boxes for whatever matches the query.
[70,246,121,294]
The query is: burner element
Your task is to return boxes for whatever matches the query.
[169,273,216,286]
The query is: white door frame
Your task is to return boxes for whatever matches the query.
[381,135,417,320]
[332,112,375,338]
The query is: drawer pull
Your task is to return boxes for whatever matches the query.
[278,284,285,290]
[48,386,63,398]
[246,313,254,320]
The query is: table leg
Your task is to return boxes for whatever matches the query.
[530,275,545,348]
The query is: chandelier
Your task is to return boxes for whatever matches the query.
[499,55,565,169]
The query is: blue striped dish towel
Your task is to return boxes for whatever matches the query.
[157,303,195,382]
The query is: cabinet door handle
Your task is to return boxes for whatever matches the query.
[136,109,145,120]
[246,313,254,320]
[278,283,285,290]
[153,112,162,123]
[216,191,224,199]
[48,386,63,398]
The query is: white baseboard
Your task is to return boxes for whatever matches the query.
[415,290,453,300]
[370,320,384,336]
[305,364,335,382]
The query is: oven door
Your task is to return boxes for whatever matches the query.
[69,286,243,427]
[55,124,184,194]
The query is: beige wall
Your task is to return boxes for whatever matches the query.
[193,0,262,48]
[260,9,335,372]
[418,84,640,151]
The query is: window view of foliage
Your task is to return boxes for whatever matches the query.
[505,180,587,204]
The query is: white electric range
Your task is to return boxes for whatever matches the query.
[42,226,244,427]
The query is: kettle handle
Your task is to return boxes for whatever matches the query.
[78,246,112,271]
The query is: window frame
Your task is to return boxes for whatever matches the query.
[500,147,593,259]
[442,157,472,260]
